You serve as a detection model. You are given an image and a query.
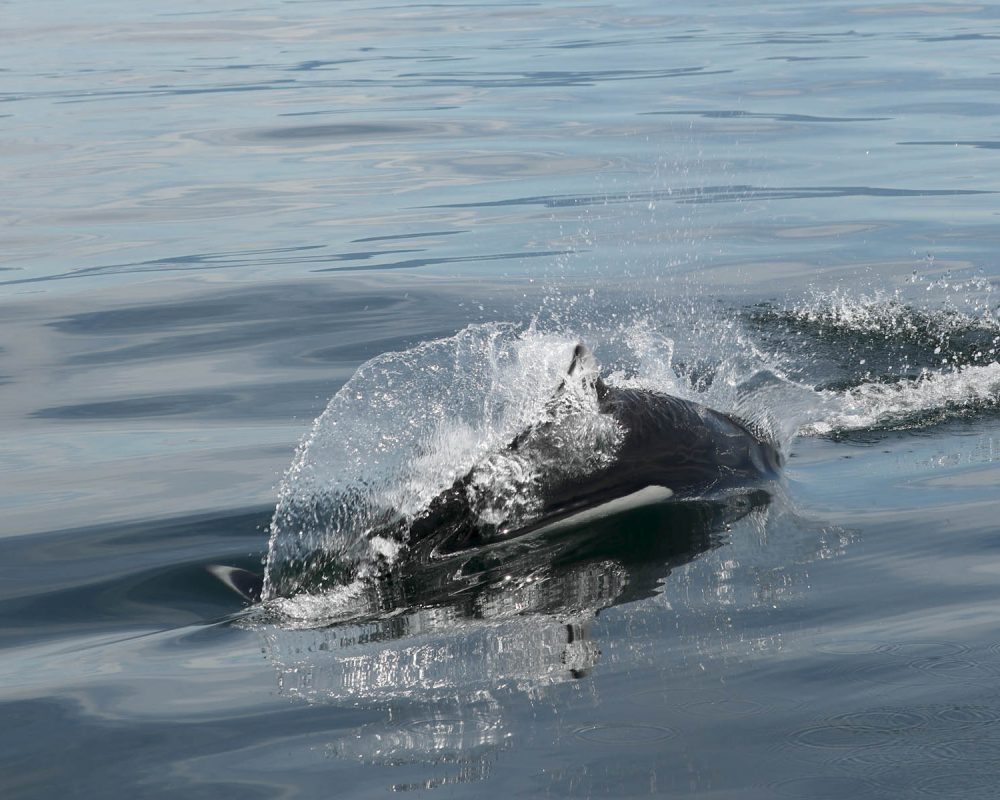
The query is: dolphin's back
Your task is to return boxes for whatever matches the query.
[530,387,780,524]
[412,357,782,553]
[596,387,781,495]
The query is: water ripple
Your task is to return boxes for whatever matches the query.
[428,184,994,209]
[790,709,929,750]
[645,109,890,123]
[573,723,676,744]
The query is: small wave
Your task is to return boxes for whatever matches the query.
[806,363,1000,436]
[752,286,1000,384]
[788,285,997,340]
[749,285,1000,435]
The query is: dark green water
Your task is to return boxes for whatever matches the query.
[4,1,1000,797]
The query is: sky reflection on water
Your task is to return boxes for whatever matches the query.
[4,0,1000,797]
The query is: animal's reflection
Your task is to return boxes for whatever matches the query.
[256,490,772,787]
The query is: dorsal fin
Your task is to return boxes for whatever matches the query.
[567,342,596,377]
[560,342,609,400]
[509,342,610,452]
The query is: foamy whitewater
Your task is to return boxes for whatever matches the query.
[262,286,1000,619]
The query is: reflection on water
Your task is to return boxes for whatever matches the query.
[328,695,511,791]
[258,497,748,697]
[252,489,850,789]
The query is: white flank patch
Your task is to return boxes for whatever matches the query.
[532,485,674,537]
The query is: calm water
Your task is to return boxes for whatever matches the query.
[4,1,1000,797]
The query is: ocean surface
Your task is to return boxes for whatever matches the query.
[4,1,1000,797]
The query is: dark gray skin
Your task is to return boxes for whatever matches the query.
[410,344,783,555]
[214,344,783,601]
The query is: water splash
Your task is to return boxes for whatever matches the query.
[262,282,1000,611]
[752,284,1000,382]
[263,324,586,600]
[752,284,1000,436]
[261,311,810,603]
[807,363,1000,435]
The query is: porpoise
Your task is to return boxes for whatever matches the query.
[214,343,782,602]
